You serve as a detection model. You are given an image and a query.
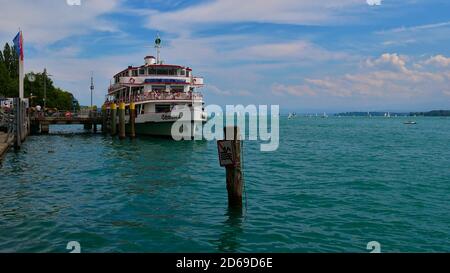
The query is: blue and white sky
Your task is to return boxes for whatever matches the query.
[0,0,449,112]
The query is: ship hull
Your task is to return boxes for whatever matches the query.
[126,121,203,138]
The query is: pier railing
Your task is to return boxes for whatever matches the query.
[30,109,100,120]
[0,107,14,139]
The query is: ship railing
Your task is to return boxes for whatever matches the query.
[105,91,203,106]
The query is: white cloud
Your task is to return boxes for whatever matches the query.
[25,48,150,106]
[146,0,362,34]
[0,0,120,45]
[366,0,382,6]
[366,53,409,72]
[273,53,450,100]
[208,85,232,96]
[382,21,450,34]
[423,55,450,67]
[272,83,317,97]
[235,40,349,62]
[207,85,252,97]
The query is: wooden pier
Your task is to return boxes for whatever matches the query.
[2,101,139,163]
[0,132,13,160]
[30,110,103,134]
[0,98,29,163]
[1,98,107,163]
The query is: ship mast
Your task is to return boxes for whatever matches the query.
[155,34,162,64]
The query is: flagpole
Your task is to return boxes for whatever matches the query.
[19,30,24,99]
[19,56,24,99]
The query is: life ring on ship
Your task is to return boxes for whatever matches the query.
[129,78,136,84]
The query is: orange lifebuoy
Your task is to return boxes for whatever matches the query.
[129,78,136,84]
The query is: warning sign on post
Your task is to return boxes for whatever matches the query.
[217,140,235,167]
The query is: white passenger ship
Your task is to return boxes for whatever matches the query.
[104,36,207,137]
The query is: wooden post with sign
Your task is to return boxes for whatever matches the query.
[218,126,242,208]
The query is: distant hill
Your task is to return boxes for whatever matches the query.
[336,110,450,117]
[409,110,450,117]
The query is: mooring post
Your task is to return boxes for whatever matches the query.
[118,102,126,140]
[129,102,136,139]
[110,103,117,136]
[101,105,107,134]
[218,126,243,209]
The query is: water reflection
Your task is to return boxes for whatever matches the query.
[217,207,243,252]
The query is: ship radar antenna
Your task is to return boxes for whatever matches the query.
[155,33,162,64]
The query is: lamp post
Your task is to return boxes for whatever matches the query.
[43,68,52,115]
[27,73,35,107]
[90,71,94,109]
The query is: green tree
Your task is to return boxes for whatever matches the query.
[1,42,79,110]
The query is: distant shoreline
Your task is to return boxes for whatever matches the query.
[334,110,450,117]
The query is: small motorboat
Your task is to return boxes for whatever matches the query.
[404,121,417,125]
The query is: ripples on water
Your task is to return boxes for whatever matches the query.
[0,117,449,252]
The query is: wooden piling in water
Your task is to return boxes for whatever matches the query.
[101,105,107,134]
[110,103,117,136]
[118,102,126,140]
[41,122,49,134]
[218,126,243,209]
[129,102,136,139]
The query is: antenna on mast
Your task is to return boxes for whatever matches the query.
[155,33,162,64]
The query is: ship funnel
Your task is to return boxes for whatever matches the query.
[145,56,156,65]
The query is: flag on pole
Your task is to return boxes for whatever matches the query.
[13,31,24,61]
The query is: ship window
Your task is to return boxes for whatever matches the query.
[139,68,145,75]
[157,69,169,75]
[186,71,190,77]
[148,68,156,75]
[155,104,171,113]
[180,70,185,76]
[132,70,138,76]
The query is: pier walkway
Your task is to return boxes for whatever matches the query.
[30,110,103,134]
[0,132,13,160]
[0,98,23,163]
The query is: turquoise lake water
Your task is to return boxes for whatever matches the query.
[0,117,449,252]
